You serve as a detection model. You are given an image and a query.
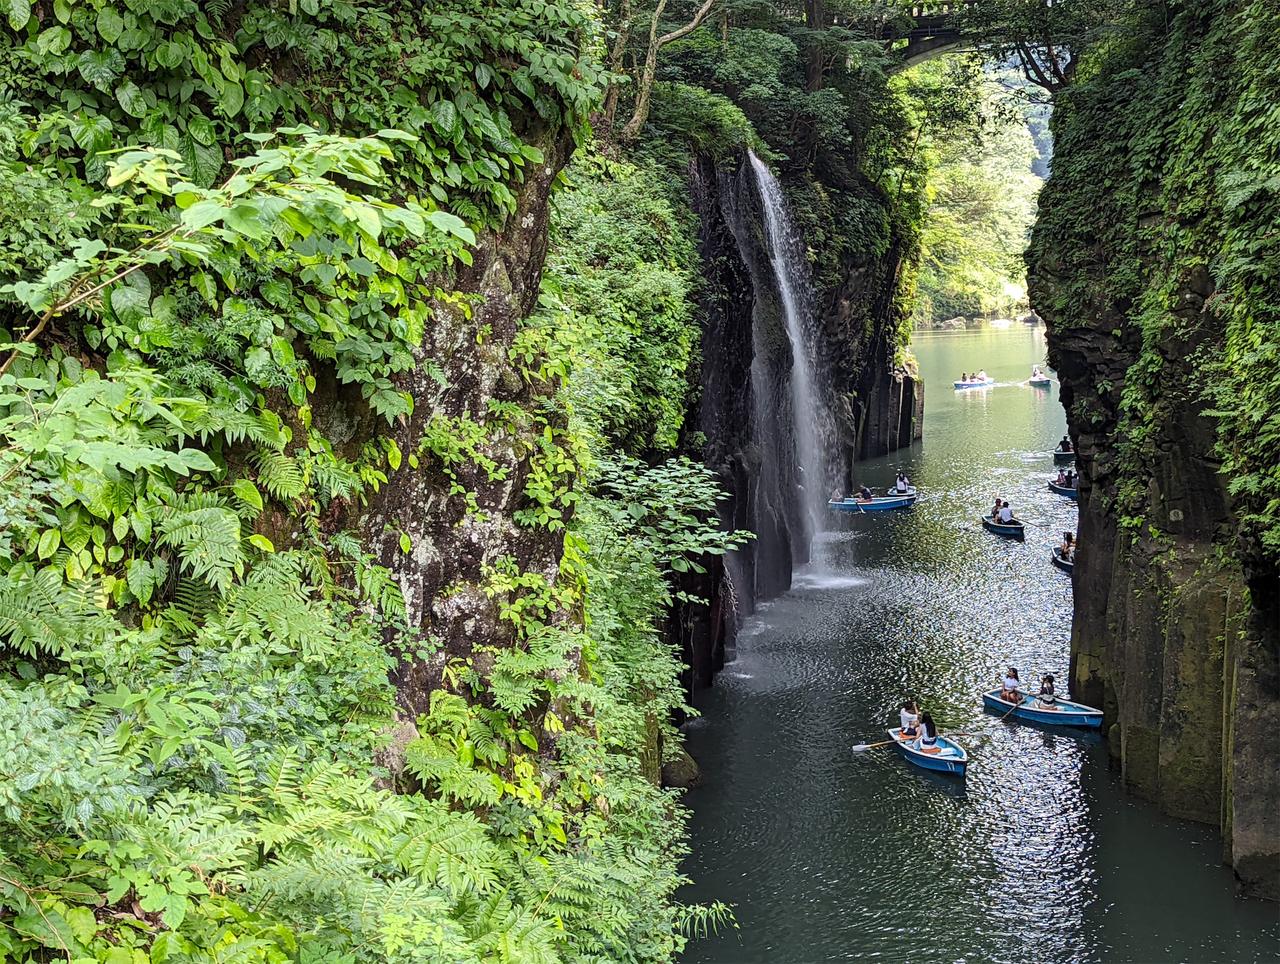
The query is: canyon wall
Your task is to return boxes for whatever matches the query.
[680,152,921,693]
[1028,0,1279,898]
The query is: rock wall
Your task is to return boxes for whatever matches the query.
[1029,1,1280,895]
[1039,292,1279,899]
[319,128,577,720]
[680,152,921,695]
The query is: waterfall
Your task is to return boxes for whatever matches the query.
[747,151,827,542]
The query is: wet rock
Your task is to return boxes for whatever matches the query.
[662,747,702,789]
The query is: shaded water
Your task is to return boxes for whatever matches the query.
[681,326,1280,963]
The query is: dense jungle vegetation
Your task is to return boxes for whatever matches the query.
[910,71,1046,327]
[15,0,1272,958]
[1027,0,1280,567]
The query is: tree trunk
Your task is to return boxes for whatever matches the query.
[805,0,825,91]
[601,0,631,133]
[620,0,717,141]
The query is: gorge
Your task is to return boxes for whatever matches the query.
[0,0,1276,961]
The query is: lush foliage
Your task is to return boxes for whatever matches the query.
[604,0,995,361]
[541,153,700,455]
[0,1,746,960]
[1027,0,1280,562]
[911,69,1045,326]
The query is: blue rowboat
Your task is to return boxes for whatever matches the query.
[1051,547,1074,572]
[981,515,1025,539]
[1029,377,1052,388]
[1053,447,1076,465]
[1047,480,1078,500]
[981,689,1102,729]
[828,494,916,512]
[954,378,994,389]
[888,728,968,776]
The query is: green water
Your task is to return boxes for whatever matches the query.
[680,325,1280,963]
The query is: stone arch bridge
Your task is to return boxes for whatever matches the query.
[888,2,979,68]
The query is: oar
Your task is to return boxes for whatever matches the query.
[996,691,1032,722]
[851,737,900,753]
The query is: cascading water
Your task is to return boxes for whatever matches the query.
[747,151,828,548]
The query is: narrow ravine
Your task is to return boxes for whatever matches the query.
[680,326,1280,962]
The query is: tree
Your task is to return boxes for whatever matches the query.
[620,0,720,140]
[959,0,1128,93]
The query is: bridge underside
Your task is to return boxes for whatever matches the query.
[898,35,973,69]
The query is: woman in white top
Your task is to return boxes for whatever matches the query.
[895,473,910,494]
[914,712,940,751]
[899,700,920,737]
[1000,667,1022,703]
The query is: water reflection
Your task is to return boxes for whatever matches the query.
[681,327,1280,963]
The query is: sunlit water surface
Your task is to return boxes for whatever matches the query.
[680,326,1280,963]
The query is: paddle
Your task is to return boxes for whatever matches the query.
[851,737,900,753]
[995,690,1037,722]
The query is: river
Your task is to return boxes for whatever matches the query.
[680,325,1280,963]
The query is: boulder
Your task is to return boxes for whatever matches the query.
[661,747,702,789]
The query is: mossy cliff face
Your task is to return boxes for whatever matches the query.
[1029,1,1280,898]
[327,130,576,719]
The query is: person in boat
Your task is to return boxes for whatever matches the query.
[1065,469,1076,488]
[998,501,1014,524]
[831,486,844,502]
[895,472,910,494]
[857,484,873,502]
[1032,365,1043,378]
[1036,674,1058,709]
[978,369,988,381]
[1054,468,1067,485]
[913,712,940,752]
[1000,667,1023,703]
[1061,531,1076,561]
[899,700,920,737]
[991,494,1002,521]
[1060,434,1073,453]
[960,372,968,382]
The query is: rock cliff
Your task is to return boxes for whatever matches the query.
[680,152,921,693]
[1028,0,1279,898]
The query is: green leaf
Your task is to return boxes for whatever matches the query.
[156,39,186,69]
[191,272,217,302]
[217,80,244,118]
[232,479,263,511]
[181,199,226,231]
[399,532,412,554]
[425,210,475,244]
[6,0,30,30]
[115,81,148,119]
[430,100,460,138]
[96,6,124,42]
[37,529,61,560]
[77,49,126,90]
[248,533,275,553]
[177,448,217,472]
[36,25,72,54]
